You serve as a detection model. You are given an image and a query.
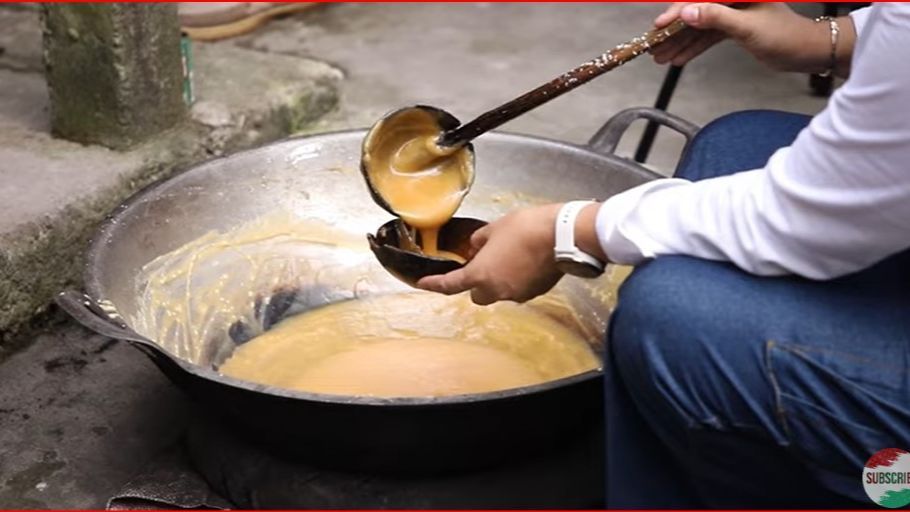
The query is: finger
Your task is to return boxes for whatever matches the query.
[470,287,498,306]
[670,31,724,66]
[651,31,699,64]
[654,2,689,28]
[652,43,683,64]
[416,267,474,295]
[651,27,696,54]
[680,3,751,40]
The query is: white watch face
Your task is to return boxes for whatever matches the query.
[556,258,604,278]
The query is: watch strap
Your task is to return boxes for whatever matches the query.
[554,201,604,269]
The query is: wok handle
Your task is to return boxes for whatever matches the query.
[587,107,699,162]
[55,290,155,347]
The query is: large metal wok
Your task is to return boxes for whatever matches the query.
[57,107,698,473]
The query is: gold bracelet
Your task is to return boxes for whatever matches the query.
[814,16,840,77]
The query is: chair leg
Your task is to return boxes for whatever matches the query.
[635,65,684,164]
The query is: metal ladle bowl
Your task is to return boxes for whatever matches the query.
[360,105,476,217]
[362,105,481,284]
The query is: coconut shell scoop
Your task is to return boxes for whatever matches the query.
[367,217,487,287]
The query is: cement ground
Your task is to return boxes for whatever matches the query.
[0,3,832,507]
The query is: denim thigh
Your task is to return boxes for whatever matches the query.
[611,254,910,504]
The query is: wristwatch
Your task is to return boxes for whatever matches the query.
[554,201,605,278]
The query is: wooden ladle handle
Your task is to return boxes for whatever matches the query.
[438,19,690,148]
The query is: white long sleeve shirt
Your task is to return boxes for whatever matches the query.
[596,4,910,280]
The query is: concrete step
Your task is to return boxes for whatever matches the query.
[0,8,343,352]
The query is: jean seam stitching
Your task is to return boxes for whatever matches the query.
[774,341,906,375]
[765,339,793,443]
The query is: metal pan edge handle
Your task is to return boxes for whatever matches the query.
[587,107,700,169]
[55,290,156,349]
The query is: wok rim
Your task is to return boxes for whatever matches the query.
[83,128,656,407]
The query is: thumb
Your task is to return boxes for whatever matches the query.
[467,226,491,259]
[681,3,751,40]
[470,225,490,249]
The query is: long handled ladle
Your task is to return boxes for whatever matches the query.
[364,18,690,286]
[376,18,690,173]
[447,19,690,152]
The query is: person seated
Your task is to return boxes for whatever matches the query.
[418,3,910,507]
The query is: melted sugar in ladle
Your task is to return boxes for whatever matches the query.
[384,18,690,173]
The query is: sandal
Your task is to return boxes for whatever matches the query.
[179,2,318,41]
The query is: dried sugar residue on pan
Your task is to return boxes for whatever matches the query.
[130,210,628,397]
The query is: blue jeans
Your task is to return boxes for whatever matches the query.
[605,110,910,508]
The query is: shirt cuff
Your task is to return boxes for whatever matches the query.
[849,7,870,38]
[595,178,690,265]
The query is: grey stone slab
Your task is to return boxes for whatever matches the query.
[0,49,340,236]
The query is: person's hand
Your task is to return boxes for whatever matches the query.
[416,204,565,305]
[651,3,853,75]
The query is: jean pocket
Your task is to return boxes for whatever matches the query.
[765,340,910,482]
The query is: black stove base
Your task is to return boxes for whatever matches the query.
[185,414,605,509]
